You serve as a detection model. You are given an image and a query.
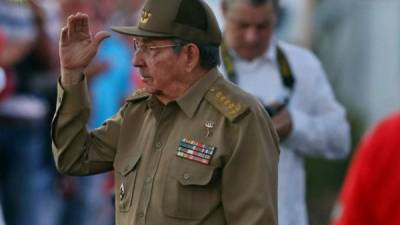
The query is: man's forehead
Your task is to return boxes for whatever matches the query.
[227,1,275,23]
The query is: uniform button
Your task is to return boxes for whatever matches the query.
[138,212,144,218]
[155,142,162,149]
[145,177,152,184]
[183,173,191,180]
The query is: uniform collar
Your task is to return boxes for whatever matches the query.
[176,68,220,118]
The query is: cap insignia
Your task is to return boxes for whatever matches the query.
[140,10,152,24]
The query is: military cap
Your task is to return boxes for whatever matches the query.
[111,0,222,46]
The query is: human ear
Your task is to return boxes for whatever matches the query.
[183,43,200,73]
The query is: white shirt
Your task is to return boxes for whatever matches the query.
[220,39,351,225]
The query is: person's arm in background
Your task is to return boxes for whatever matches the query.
[284,50,350,159]
[0,37,34,68]
[27,0,59,70]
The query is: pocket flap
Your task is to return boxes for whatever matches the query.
[114,151,141,176]
[172,164,216,186]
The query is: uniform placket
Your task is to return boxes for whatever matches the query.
[135,104,176,225]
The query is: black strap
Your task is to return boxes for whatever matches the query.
[276,46,295,89]
[221,42,238,84]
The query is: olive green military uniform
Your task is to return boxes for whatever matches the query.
[52,69,279,225]
[54,0,279,223]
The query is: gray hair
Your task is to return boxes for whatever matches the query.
[171,38,221,70]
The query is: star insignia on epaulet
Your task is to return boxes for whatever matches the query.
[206,86,248,121]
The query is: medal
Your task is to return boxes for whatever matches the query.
[205,121,215,137]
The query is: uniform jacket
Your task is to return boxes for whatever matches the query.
[51,68,280,225]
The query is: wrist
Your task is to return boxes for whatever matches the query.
[61,68,84,86]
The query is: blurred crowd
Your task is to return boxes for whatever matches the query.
[0,0,144,225]
[0,0,399,225]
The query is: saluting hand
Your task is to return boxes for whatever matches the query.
[59,12,110,85]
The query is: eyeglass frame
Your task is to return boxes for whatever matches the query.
[132,38,181,56]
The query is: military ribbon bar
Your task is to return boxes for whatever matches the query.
[176,138,216,165]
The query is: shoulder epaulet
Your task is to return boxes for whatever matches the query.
[125,89,151,102]
[206,84,249,122]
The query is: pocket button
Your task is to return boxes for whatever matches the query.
[183,172,191,181]
[145,176,152,184]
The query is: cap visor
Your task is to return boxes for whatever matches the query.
[111,26,172,38]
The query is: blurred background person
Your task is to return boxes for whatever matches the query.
[0,68,5,94]
[208,0,314,46]
[330,111,400,225]
[0,0,59,225]
[217,1,351,225]
[0,62,6,225]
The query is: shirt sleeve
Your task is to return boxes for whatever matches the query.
[222,107,279,225]
[51,77,124,175]
[284,53,350,159]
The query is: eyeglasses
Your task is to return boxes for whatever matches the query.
[132,39,178,56]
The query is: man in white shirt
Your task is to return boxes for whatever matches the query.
[218,0,351,225]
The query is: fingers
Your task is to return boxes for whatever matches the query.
[81,14,89,34]
[66,12,90,38]
[60,26,68,44]
[61,12,110,54]
[73,13,89,33]
[93,31,111,48]
[66,14,74,39]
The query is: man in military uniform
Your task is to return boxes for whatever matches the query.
[52,0,279,224]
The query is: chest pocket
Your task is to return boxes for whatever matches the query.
[162,158,221,220]
[114,151,141,212]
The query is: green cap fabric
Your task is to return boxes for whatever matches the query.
[111,0,222,46]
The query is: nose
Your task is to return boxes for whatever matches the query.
[133,50,145,68]
[243,26,258,43]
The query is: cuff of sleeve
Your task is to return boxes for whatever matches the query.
[56,75,90,113]
[284,107,309,147]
